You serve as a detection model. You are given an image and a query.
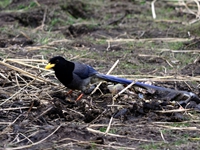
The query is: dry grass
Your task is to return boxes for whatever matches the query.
[152,0,200,24]
[1,0,200,149]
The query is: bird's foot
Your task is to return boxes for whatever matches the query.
[76,93,84,101]
[66,90,73,95]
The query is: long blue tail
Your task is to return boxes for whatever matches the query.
[96,73,200,103]
[96,74,132,84]
[96,74,183,92]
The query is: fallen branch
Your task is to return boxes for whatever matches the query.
[86,127,159,142]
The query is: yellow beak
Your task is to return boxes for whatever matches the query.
[45,63,55,69]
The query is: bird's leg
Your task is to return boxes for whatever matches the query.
[65,90,73,100]
[76,85,96,101]
[76,93,84,101]
[66,90,73,95]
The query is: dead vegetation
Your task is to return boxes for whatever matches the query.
[1,0,200,149]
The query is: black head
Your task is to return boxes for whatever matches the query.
[45,56,73,70]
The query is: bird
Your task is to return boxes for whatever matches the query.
[45,56,200,103]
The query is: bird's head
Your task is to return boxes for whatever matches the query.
[45,56,67,70]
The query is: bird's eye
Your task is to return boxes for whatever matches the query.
[55,59,59,63]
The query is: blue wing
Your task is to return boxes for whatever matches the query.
[73,61,98,79]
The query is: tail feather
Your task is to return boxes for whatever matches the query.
[96,74,132,84]
[96,73,200,103]
[96,74,174,91]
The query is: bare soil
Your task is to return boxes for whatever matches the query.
[0,0,200,149]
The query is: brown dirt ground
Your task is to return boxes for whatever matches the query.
[1,0,200,149]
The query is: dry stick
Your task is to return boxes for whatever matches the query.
[0,72,10,81]
[0,122,12,125]
[89,123,124,127]
[48,39,72,46]
[0,114,22,135]
[138,54,174,68]
[1,60,58,87]
[15,74,20,88]
[105,81,117,135]
[26,45,58,51]
[69,52,91,61]
[90,59,119,95]
[0,84,29,106]
[5,125,62,150]
[0,107,37,111]
[12,130,40,145]
[86,127,158,142]
[16,73,39,90]
[106,40,111,51]
[34,6,47,31]
[151,0,157,19]
[41,7,47,30]
[11,133,34,145]
[182,0,197,16]
[34,106,53,120]
[184,3,200,24]
[0,71,43,106]
[34,0,41,7]
[112,81,135,101]
[160,49,200,53]
[159,130,168,143]
[16,73,28,84]
[195,0,200,15]
[155,19,182,23]
[165,59,173,68]
[0,60,54,84]
[184,80,193,91]
[56,137,136,150]
[5,59,48,62]
[155,109,191,113]
[5,59,50,72]
[155,124,199,131]
[20,133,34,144]
[105,116,113,135]
[107,37,193,43]
[190,137,200,140]
[107,104,126,107]
[88,109,107,125]
[20,31,31,40]
[64,108,84,117]
[153,120,200,124]
[89,123,142,128]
